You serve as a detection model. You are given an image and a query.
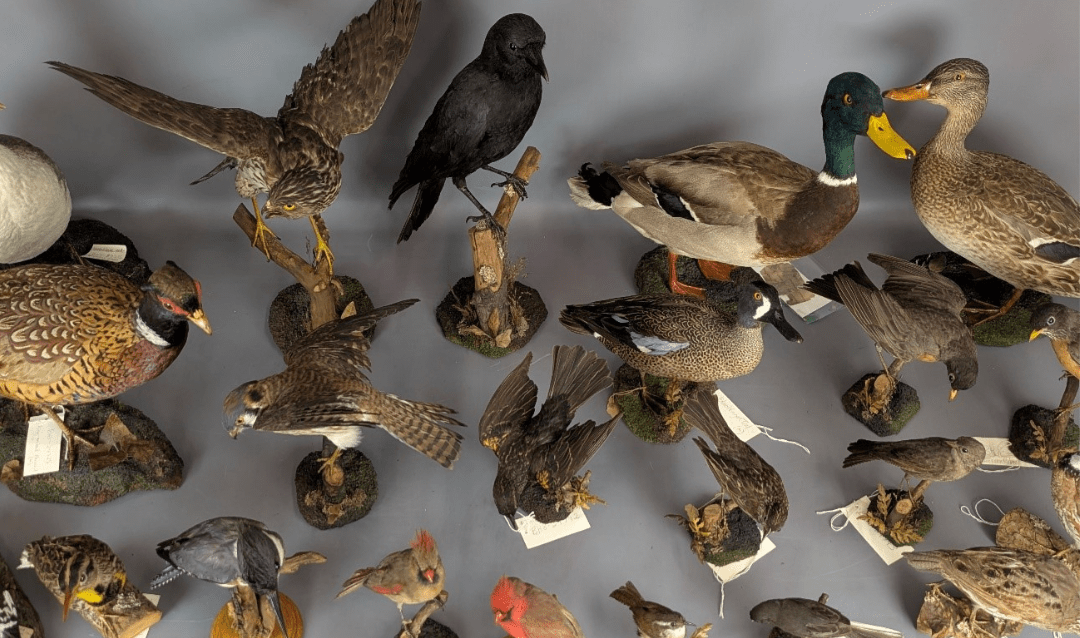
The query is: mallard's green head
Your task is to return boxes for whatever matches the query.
[821,72,914,165]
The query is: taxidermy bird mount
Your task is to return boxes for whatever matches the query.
[436,146,547,357]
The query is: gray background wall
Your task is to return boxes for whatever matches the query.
[1,1,1078,637]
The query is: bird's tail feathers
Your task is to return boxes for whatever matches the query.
[377,394,466,468]
[568,163,621,210]
[610,581,645,607]
[395,178,445,242]
[841,439,879,468]
[681,388,737,448]
[802,261,874,304]
[336,567,376,599]
[904,550,948,573]
[149,565,184,590]
[547,344,612,415]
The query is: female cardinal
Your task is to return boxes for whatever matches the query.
[336,530,444,625]
[491,576,584,638]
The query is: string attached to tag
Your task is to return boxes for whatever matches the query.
[959,499,1005,526]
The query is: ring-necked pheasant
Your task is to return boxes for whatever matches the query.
[0,261,210,468]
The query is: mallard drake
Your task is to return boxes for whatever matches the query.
[884,58,1080,303]
[568,72,915,298]
[559,281,802,383]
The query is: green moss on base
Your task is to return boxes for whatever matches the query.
[841,373,921,436]
[435,277,547,359]
[612,364,710,444]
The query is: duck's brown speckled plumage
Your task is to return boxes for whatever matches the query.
[0,262,209,406]
[559,281,802,383]
[906,546,1080,633]
[885,58,1080,297]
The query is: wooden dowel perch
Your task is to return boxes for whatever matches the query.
[233,205,337,330]
[466,147,542,346]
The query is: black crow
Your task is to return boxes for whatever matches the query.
[389,13,547,242]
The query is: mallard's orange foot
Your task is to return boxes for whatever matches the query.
[697,259,735,281]
[666,250,707,298]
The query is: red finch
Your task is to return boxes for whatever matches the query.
[491,576,584,638]
[336,530,444,624]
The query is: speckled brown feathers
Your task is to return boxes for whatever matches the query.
[905,546,1080,633]
[803,253,977,396]
[224,299,466,468]
[683,389,788,535]
[884,58,1080,297]
[479,344,615,524]
[843,436,985,482]
[0,262,209,406]
[1052,453,1080,548]
[559,281,802,383]
[48,0,420,223]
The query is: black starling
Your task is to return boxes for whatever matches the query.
[479,344,615,528]
[390,13,547,242]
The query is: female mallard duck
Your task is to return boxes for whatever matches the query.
[884,58,1080,303]
[568,72,915,298]
[559,280,802,384]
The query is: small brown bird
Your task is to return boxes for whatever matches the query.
[1052,452,1080,548]
[225,300,466,474]
[479,344,616,527]
[491,576,584,638]
[610,581,691,638]
[0,261,210,467]
[683,388,788,536]
[906,546,1080,634]
[750,593,901,638]
[19,535,127,623]
[803,253,977,401]
[1030,302,1080,380]
[336,529,444,626]
[49,0,421,270]
[842,436,985,501]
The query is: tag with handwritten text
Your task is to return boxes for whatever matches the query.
[516,508,590,549]
[713,390,760,442]
[974,437,1038,468]
[83,244,128,262]
[833,496,913,565]
[23,411,65,477]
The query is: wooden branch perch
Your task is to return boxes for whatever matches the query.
[232,205,337,330]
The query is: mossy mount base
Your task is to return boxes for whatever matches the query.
[0,398,183,505]
[634,246,754,306]
[405,619,458,638]
[295,448,378,530]
[841,373,920,437]
[211,593,303,638]
[613,364,711,444]
[1008,405,1080,468]
[435,276,547,359]
[911,251,1052,348]
[865,487,934,546]
[268,276,374,354]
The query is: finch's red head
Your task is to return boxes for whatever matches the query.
[491,576,529,638]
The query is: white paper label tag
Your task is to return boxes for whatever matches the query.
[516,508,590,548]
[831,496,913,565]
[713,390,760,442]
[753,258,840,322]
[708,536,775,582]
[973,437,1038,468]
[20,627,34,638]
[132,594,160,638]
[82,244,128,262]
[23,410,65,477]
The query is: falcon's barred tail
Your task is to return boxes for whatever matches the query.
[567,163,622,210]
[394,178,445,242]
[373,393,466,468]
[546,344,612,415]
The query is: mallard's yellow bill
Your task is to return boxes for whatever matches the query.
[867,112,915,159]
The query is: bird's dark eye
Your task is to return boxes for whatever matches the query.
[960,446,968,453]
[842,93,853,106]
[948,373,956,382]
[509,42,517,51]
[954,73,965,81]
[1048,316,1056,325]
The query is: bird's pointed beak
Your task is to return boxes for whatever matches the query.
[188,309,212,335]
[948,388,958,402]
[504,515,519,531]
[268,590,290,638]
[1029,328,1044,342]
[423,568,436,583]
[769,310,804,343]
[0,101,6,110]
[528,47,549,82]
[62,588,74,622]
[865,112,915,160]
